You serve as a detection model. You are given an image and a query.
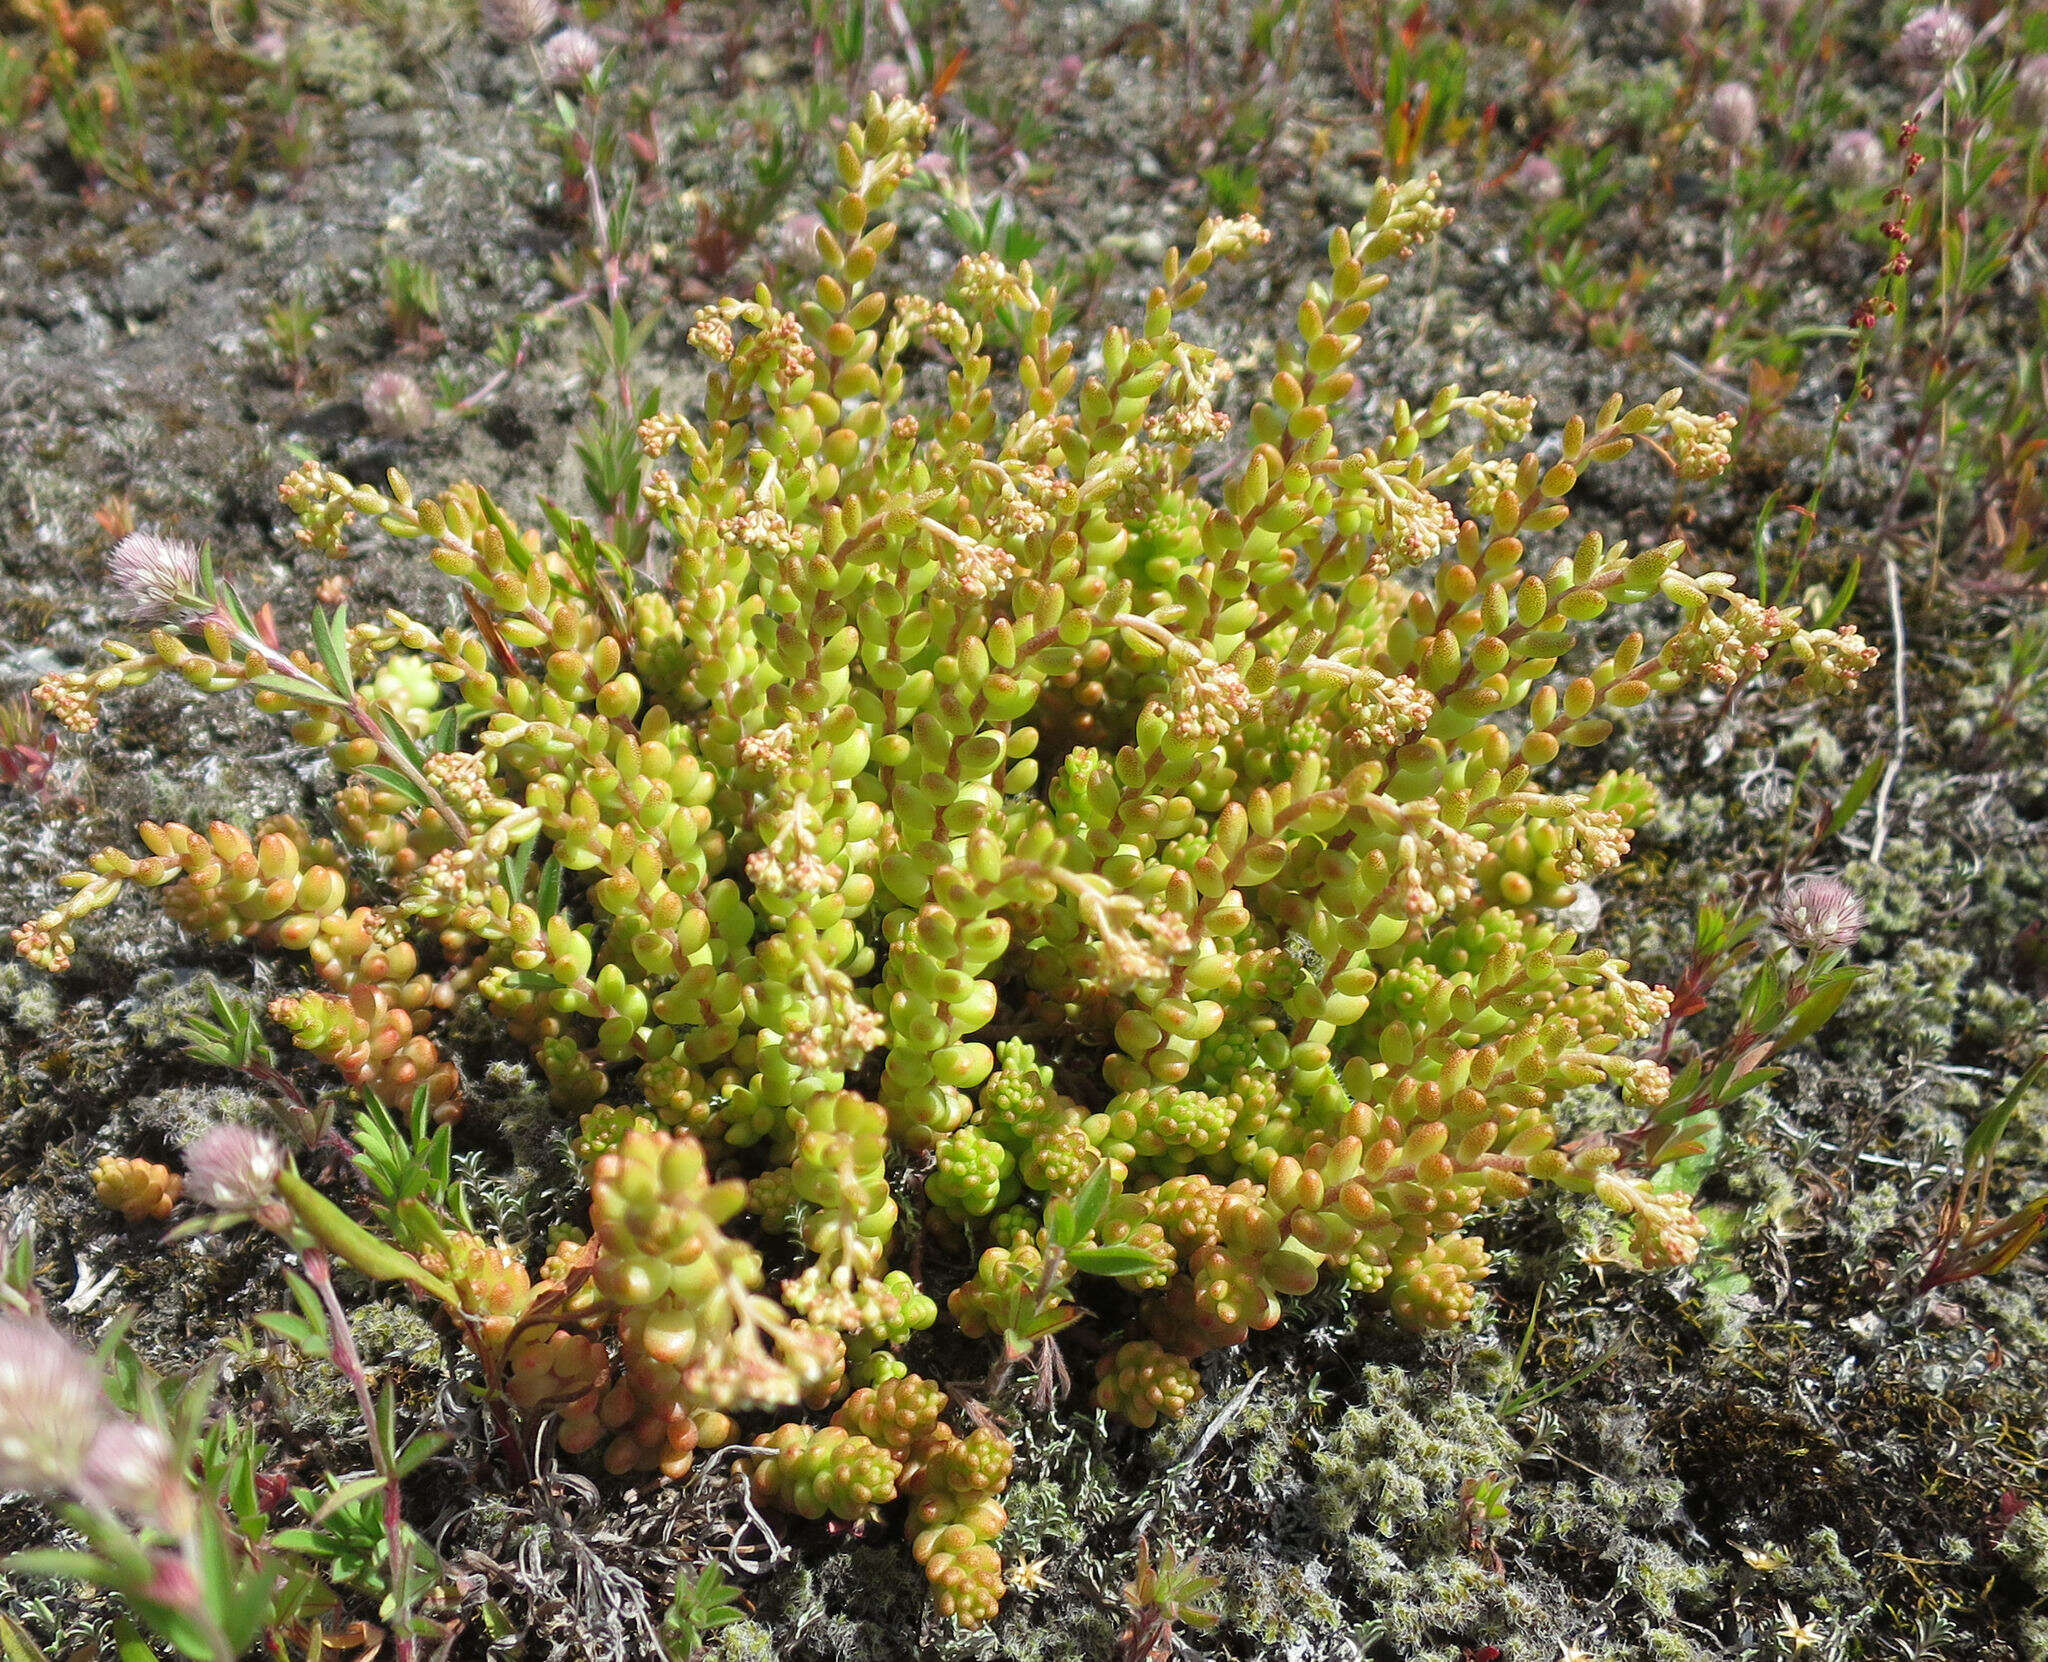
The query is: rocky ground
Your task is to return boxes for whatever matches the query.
[2,2,2046,1659]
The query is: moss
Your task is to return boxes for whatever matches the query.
[118,969,232,1053]
[347,1302,442,1374]
[1837,940,1975,1067]
[2002,1502,2048,1595]
[704,1620,780,1662]
[1212,1548,1347,1650]
[1642,1629,1717,1662]
[1310,1366,1520,1540]
[0,962,61,1034]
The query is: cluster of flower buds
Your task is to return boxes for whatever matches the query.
[14,97,1873,1624]
[751,1373,1014,1627]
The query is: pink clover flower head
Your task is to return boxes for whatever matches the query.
[0,1314,108,1496]
[541,26,603,87]
[80,1418,176,1519]
[1510,154,1563,202]
[363,370,432,439]
[865,59,910,103]
[1647,0,1704,42]
[183,1124,287,1213]
[481,0,553,45]
[1774,876,1865,954]
[107,532,206,624]
[1896,6,1972,72]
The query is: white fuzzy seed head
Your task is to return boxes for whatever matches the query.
[106,532,206,624]
[0,1315,108,1497]
[2014,55,2048,129]
[1704,82,1759,150]
[183,1124,286,1213]
[1824,129,1889,191]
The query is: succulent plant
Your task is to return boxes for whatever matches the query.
[15,95,1875,1626]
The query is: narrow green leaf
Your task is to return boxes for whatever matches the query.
[1712,1065,1783,1106]
[1963,1056,2048,1165]
[3,1549,119,1581]
[356,764,430,807]
[502,832,536,900]
[1818,554,1862,627]
[1972,1195,2048,1279]
[248,674,352,710]
[374,1381,398,1459]
[1065,1161,1115,1243]
[276,1170,457,1306]
[0,1612,53,1662]
[498,969,561,992]
[476,488,534,573]
[392,1430,450,1480]
[1065,1244,1162,1277]
[310,1473,388,1524]
[219,577,260,640]
[309,604,354,697]
[285,1268,327,1329]
[1825,749,1887,838]
[373,706,429,771]
[254,1313,323,1354]
[1776,969,1860,1052]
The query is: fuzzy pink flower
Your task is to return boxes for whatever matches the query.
[1775,876,1865,954]
[182,1124,286,1213]
[541,26,602,87]
[1510,154,1563,202]
[363,370,432,439]
[1896,6,1972,72]
[2015,54,2048,128]
[106,532,205,624]
[0,1315,109,1496]
[481,0,553,45]
[80,1419,176,1520]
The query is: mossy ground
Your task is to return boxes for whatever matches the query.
[2,2,2045,1658]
